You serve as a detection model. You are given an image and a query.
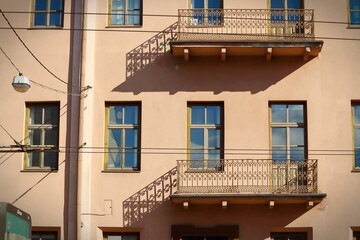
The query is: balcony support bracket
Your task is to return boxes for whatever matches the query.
[222,200,228,209]
[307,201,314,209]
[184,48,189,62]
[303,47,311,61]
[266,48,272,61]
[221,48,227,61]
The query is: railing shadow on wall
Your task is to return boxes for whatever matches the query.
[126,22,178,78]
[123,167,177,227]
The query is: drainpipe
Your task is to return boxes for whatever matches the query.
[64,0,84,239]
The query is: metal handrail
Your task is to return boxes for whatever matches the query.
[176,159,318,194]
[177,9,314,41]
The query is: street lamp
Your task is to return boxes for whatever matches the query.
[12,74,30,93]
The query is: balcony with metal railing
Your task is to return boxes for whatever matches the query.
[170,9,324,61]
[170,159,326,207]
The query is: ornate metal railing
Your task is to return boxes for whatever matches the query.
[177,159,318,194]
[177,9,314,41]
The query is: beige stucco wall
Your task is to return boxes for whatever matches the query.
[1,0,360,239]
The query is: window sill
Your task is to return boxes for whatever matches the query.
[28,26,63,30]
[102,169,140,173]
[21,169,58,172]
[347,25,360,29]
[106,25,142,28]
[351,169,360,172]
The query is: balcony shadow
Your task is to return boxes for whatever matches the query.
[115,20,315,95]
[122,167,177,227]
[117,53,314,95]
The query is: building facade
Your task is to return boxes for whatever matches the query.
[0,0,360,239]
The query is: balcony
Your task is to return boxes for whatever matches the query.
[170,159,326,207]
[170,9,323,61]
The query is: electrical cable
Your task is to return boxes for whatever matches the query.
[0,9,69,85]
[1,26,360,42]
[0,10,358,26]
[0,44,87,96]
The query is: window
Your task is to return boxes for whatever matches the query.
[271,232,307,240]
[32,231,57,240]
[105,103,140,171]
[25,103,59,170]
[108,0,142,26]
[270,0,304,34]
[103,232,139,240]
[31,0,63,27]
[190,0,223,25]
[353,229,360,240]
[352,103,360,169]
[349,0,360,25]
[270,103,306,162]
[188,103,223,170]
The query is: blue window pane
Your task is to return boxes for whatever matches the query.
[190,128,204,148]
[50,12,61,26]
[288,104,304,123]
[355,128,360,147]
[350,11,360,25]
[128,0,140,9]
[29,129,41,145]
[50,0,62,10]
[272,128,286,145]
[272,147,287,160]
[124,149,138,168]
[208,129,220,148]
[287,0,301,9]
[127,10,140,25]
[28,152,40,167]
[208,0,221,8]
[191,106,205,124]
[190,149,204,160]
[44,106,59,124]
[350,0,360,10]
[290,128,304,145]
[290,147,304,159]
[35,0,47,11]
[45,129,57,145]
[355,149,360,168]
[208,149,220,159]
[271,105,286,123]
[112,11,125,25]
[206,106,220,124]
[125,129,138,148]
[109,129,122,148]
[34,13,46,26]
[190,150,204,169]
[124,106,138,124]
[109,106,123,124]
[44,152,58,168]
[271,0,284,9]
[354,106,360,124]
[112,0,125,9]
[29,106,43,124]
[191,0,204,8]
[108,150,121,167]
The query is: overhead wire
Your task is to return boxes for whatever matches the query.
[0,44,86,96]
[0,9,69,85]
[0,10,357,26]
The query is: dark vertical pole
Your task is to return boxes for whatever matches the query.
[64,0,84,239]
